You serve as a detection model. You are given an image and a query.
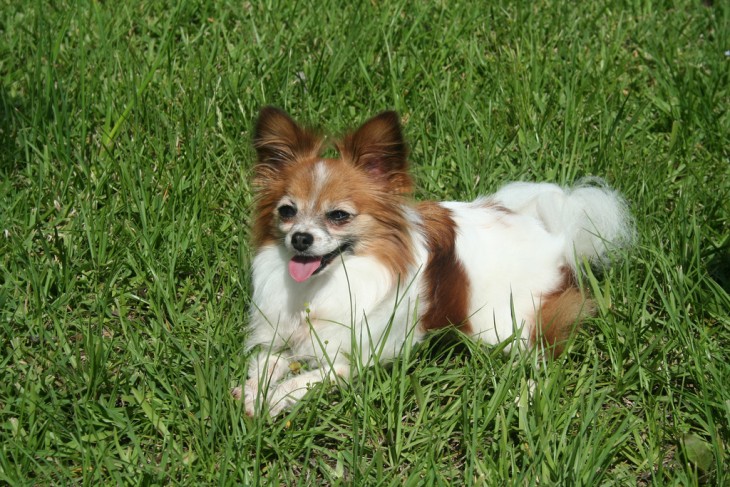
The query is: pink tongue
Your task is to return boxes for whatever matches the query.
[288,256,323,282]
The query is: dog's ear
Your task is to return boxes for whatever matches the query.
[253,107,322,171]
[337,111,412,194]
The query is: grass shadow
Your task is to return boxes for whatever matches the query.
[708,243,730,294]
[0,87,22,175]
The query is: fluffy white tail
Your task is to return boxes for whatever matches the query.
[494,178,634,269]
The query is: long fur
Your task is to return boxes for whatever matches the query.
[233,108,633,416]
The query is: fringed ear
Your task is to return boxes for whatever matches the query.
[253,107,322,176]
[337,111,412,194]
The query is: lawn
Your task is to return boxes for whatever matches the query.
[1,0,728,484]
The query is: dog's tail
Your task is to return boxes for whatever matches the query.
[494,178,634,271]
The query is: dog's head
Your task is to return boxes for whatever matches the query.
[251,107,415,282]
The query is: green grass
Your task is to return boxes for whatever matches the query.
[1,0,728,484]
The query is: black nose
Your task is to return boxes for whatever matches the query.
[291,232,314,251]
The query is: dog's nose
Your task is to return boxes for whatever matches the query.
[291,232,314,251]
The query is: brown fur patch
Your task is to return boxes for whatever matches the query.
[251,108,416,278]
[253,157,416,275]
[474,197,513,214]
[337,111,413,195]
[417,202,472,334]
[531,268,594,358]
[253,107,323,174]
[252,107,324,248]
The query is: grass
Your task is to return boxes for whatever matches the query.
[1,0,728,484]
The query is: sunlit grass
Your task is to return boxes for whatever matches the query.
[0,0,728,484]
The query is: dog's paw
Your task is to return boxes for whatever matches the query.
[265,375,315,417]
[232,380,262,417]
[243,379,261,417]
[231,386,243,401]
[266,391,295,417]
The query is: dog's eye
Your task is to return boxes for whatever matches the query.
[327,210,351,224]
[278,205,297,219]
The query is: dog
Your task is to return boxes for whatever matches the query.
[232,107,633,417]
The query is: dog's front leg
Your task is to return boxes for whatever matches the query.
[266,361,350,417]
[232,351,292,416]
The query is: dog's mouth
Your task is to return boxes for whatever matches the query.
[288,243,352,283]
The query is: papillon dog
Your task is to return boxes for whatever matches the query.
[233,107,633,417]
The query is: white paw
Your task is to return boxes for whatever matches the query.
[231,386,243,400]
[265,375,316,416]
[244,378,261,416]
[266,393,295,417]
[232,379,262,417]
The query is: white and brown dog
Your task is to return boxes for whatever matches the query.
[233,108,632,416]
